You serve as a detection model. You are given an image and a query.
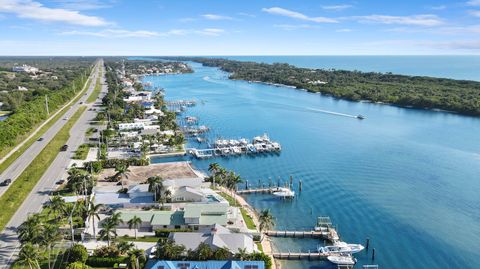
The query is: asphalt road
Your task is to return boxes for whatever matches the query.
[0,61,100,197]
[0,59,107,268]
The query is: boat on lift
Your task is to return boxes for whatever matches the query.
[327,254,357,265]
[318,241,365,254]
[272,187,295,198]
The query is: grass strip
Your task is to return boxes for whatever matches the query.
[0,77,92,175]
[218,191,239,207]
[241,207,256,229]
[87,69,102,103]
[0,106,87,231]
[73,144,91,160]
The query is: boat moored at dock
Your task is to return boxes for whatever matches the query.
[318,241,365,254]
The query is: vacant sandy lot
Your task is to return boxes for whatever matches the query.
[96,161,203,187]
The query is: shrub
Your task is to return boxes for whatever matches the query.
[86,257,129,267]
[93,245,120,258]
[66,262,92,269]
[68,244,88,263]
[154,228,192,237]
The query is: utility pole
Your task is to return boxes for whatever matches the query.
[45,95,49,115]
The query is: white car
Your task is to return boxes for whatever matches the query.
[148,246,157,259]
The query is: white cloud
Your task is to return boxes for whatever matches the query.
[468,10,480,17]
[195,28,225,36]
[61,28,226,38]
[238,12,256,18]
[201,14,233,20]
[466,0,480,6]
[355,14,443,26]
[262,7,337,23]
[61,29,159,38]
[51,0,113,10]
[336,28,352,32]
[0,0,109,26]
[322,4,353,11]
[273,24,316,30]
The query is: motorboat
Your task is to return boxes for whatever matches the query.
[272,187,295,198]
[327,254,356,265]
[318,241,365,254]
[357,114,365,120]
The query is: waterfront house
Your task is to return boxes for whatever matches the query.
[145,260,264,269]
[169,224,258,254]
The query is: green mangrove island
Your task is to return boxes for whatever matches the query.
[170,57,480,116]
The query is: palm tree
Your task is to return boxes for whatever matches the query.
[163,189,172,203]
[128,248,144,269]
[44,196,66,221]
[259,209,275,242]
[147,176,163,202]
[109,212,123,235]
[17,214,43,244]
[127,216,142,239]
[17,243,41,269]
[114,163,130,182]
[86,202,103,241]
[208,162,220,188]
[195,242,213,261]
[40,224,62,269]
[117,241,135,255]
[213,247,230,260]
[140,142,149,159]
[235,248,249,261]
[98,219,117,246]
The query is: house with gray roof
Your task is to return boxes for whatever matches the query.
[169,224,258,254]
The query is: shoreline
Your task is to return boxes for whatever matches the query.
[215,186,279,269]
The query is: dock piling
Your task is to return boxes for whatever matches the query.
[372,248,375,260]
[366,238,370,250]
[299,180,302,192]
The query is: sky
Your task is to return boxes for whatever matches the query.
[1,0,480,55]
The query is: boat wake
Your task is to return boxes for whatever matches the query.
[306,107,363,119]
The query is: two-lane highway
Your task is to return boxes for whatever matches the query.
[0,59,108,268]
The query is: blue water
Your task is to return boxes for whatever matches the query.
[146,58,480,269]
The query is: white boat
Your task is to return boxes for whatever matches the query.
[318,241,365,254]
[327,254,356,265]
[272,187,295,198]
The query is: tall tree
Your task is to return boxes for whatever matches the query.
[127,216,142,239]
[40,224,62,269]
[17,243,41,269]
[259,209,275,242]
[86,202,103,241]
[147,176,163,202]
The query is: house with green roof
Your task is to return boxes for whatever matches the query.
[115,203,229,232]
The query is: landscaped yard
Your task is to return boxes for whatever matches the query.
[241,208,256,230]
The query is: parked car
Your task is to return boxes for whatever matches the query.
[60,144,68,151]
[56,179,65,185]
[1,179,12,186]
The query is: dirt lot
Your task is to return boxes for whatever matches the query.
[96,161,202,187]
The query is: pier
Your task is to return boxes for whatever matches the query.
[272,252,329,260]
[266,230,327,239]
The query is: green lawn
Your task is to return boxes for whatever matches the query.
[0,76,92,175]
[73,143,91,160]
[87,70,102,103]
[0,106,87,231]
[256,242,263,252]
[240,208,256,230]
[218,191,238,207]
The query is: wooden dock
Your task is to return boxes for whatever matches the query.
[266,230,329,239]
[272,252,328,260]
[237,188,275,194]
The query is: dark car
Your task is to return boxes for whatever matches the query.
[1,179,12,186]
[60,144,68,151]
[56,179,65,185]
[37,137,44,142]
